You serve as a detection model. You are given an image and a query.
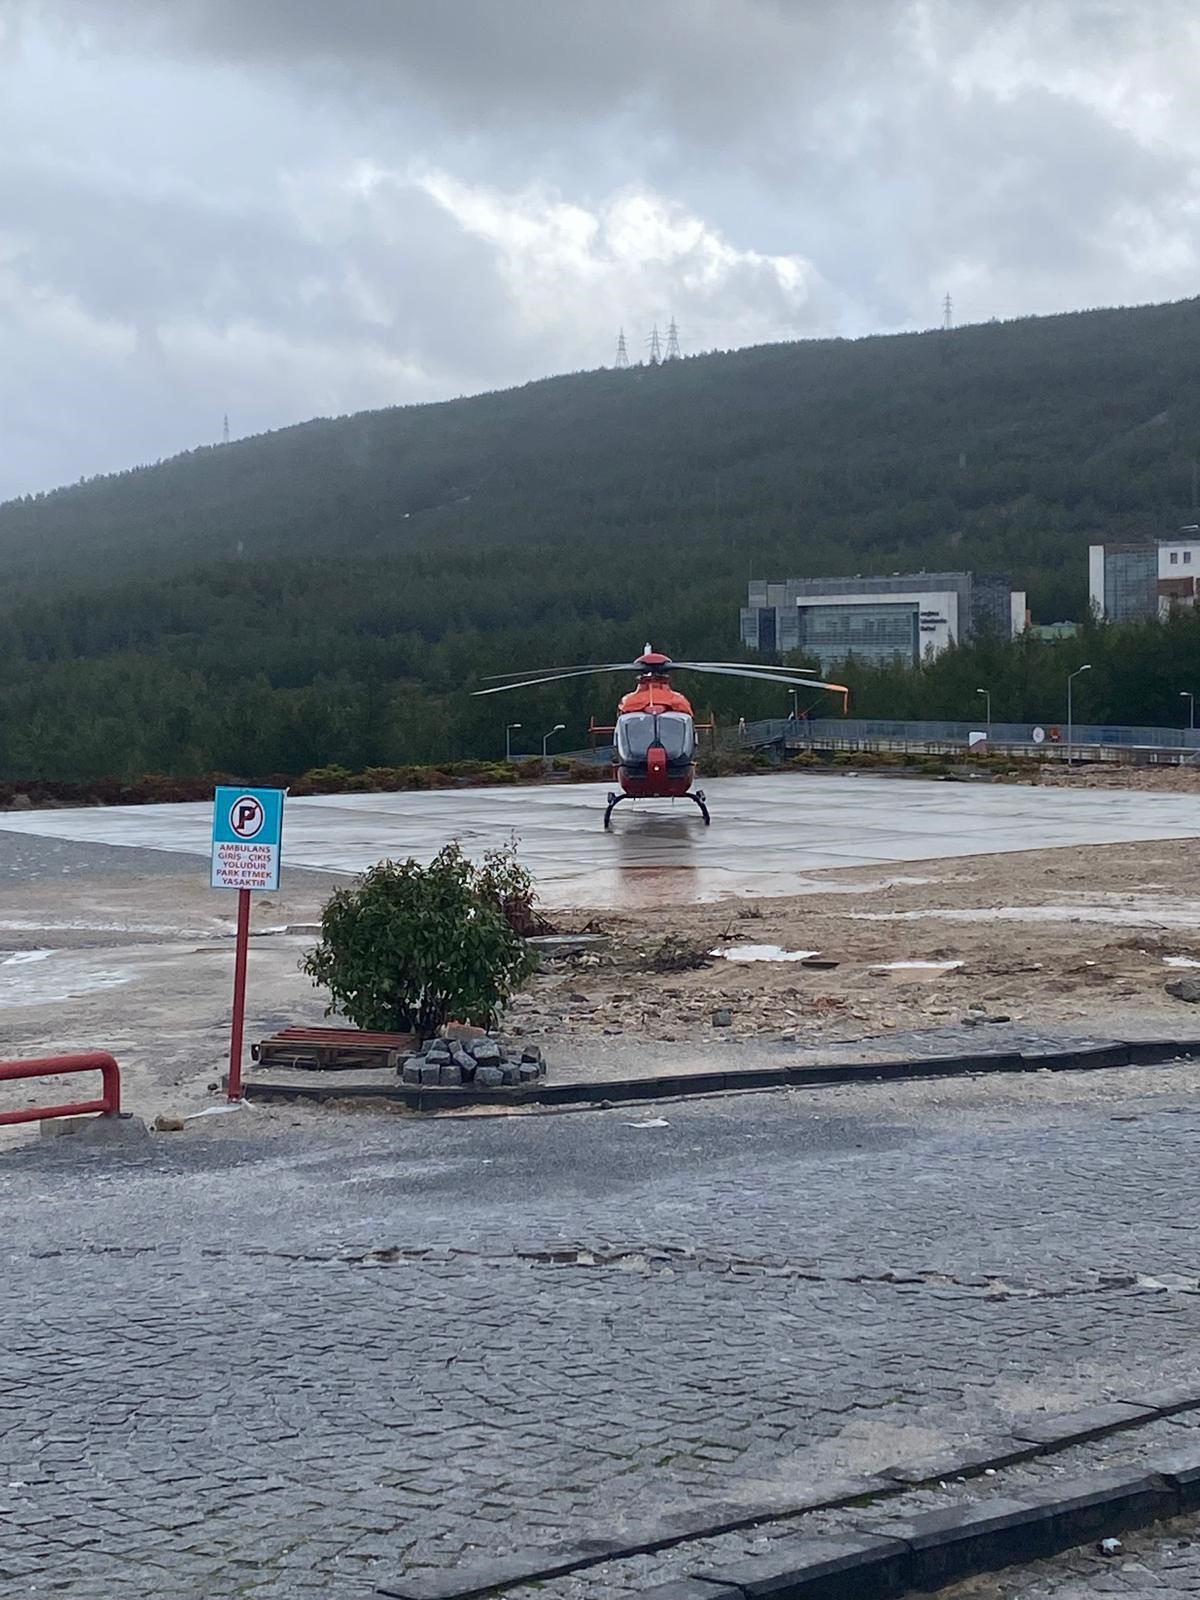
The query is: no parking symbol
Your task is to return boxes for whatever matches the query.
[229,794,265,839]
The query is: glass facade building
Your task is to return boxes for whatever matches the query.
[740,571,1024,673]
[1088,539,1200,623]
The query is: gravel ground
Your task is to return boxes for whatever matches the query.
[6,829,1200,1136]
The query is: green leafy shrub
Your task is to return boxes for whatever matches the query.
[301,841,536,1036]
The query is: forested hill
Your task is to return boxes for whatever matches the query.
[6,296,1200,600]
[3,295,1200,781]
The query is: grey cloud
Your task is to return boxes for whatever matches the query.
[1,0,1198,497]
[26,0,911,148]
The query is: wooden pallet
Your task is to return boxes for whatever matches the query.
[251,1026,417,1072]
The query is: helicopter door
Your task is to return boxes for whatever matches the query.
[655,712,696,767]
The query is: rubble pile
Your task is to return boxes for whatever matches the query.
[398,1036,547,1089]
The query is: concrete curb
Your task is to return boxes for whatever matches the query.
[374,1398,1200,1600]
[246,1034,1200,1113]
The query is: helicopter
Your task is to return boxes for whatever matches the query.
[475,646,849,827]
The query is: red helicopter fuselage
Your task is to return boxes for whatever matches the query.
[588,653,714,822]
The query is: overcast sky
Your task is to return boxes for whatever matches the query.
[1,0,1197,499]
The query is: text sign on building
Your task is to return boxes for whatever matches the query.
[211,787,285,891]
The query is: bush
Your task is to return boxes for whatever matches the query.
[301,842,536,1037]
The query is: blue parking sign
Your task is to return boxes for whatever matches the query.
[211,786,285,891]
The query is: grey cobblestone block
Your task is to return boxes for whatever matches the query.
[1014,1403,1156,1447]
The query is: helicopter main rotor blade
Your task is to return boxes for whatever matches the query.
[676,663,849,694]
[678,661,820,674]
[473,665,644,696]
[479,663,633,682]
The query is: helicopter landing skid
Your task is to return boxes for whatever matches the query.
[604,790,711,829]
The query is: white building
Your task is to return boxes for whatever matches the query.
[741,571,1027,672]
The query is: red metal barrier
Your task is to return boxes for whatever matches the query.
[0,1052,122,1128]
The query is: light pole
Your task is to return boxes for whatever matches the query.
[788,689,799,721]
[542,723,565,759]
[975,688,992,743]
[1182,691,1195,739]
[505,722,521,761]
[1067,664,1091,768]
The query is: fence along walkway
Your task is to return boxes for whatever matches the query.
[733,717,1200,763]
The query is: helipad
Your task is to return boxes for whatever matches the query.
[3,774,1198,906]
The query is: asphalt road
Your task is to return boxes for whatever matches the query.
[6,1068,1200,1598]
[5,772,1200,903]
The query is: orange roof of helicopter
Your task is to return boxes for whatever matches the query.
[618,677,694,715]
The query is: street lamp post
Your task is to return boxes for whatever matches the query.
[1182,691,1195,740]
[1067,664,1092,768]
[788,689,799,722]
[542,723,565,760]
[975,688,992,744]
[505,722,522,761]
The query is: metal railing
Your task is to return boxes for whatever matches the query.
[736,717,1200,755]
[0,1052,123,1128]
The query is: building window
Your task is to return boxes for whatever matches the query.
[1171,552,1179,565]
[796,601,920,669]
[1186,552,1193,565]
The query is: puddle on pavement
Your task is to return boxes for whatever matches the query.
[714,944,821,963]
[0,949,137,1006]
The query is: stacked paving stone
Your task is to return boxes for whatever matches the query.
[398,1037,546,1089]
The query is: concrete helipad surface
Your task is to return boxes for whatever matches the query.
[5,774,1200,906]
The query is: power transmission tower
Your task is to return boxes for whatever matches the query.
[942,293,953,331]
[222,412,230,445]
[665,317,681,360]
[614,328,629,369]
[647,324,662,366]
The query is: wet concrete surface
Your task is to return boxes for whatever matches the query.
[0,828,196,883]
[4,774,1200,906]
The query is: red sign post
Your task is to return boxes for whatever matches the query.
[227,888,252,1101]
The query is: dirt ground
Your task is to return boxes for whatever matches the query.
[4,816,1200,1149]
[522,834,1200,1047]
[1026,763,1200,791]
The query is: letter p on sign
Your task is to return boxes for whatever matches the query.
[231,795,265,838]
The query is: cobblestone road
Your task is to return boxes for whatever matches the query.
[5,1069,1200,1598]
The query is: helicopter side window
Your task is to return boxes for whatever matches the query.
[616,713,656,762]
[656,713,696,761]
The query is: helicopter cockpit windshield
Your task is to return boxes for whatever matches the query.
[616,711,696,767]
